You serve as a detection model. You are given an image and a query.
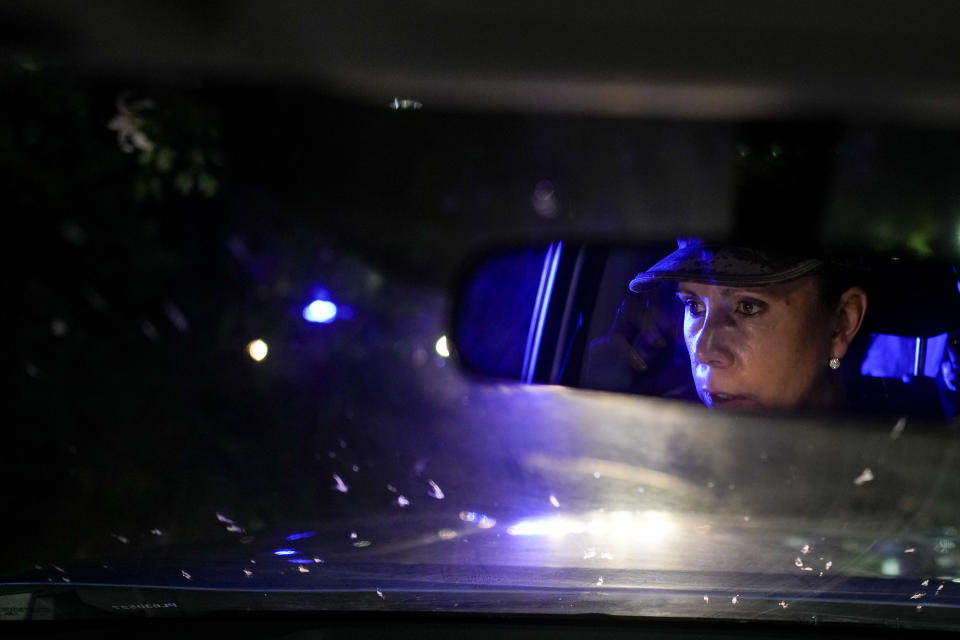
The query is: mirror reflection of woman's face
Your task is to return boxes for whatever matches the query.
[676,276,835,411]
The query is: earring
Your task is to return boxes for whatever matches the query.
[828,357,841,370]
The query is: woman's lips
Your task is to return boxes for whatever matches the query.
[704,390,757,409]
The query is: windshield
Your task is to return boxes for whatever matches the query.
[5,13,960,634]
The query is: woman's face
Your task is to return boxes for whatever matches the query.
[675,276,836,412]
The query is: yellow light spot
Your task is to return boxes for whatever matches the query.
[435,335,450,358]
[247,339,268,362]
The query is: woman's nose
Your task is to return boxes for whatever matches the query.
[694,309,735,368]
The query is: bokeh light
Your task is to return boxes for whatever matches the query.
[303,299,338,324]
[435,335,450,358]
[247,339,268,362]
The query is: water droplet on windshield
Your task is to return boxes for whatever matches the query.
[593,472,601,479]
[51,319,69,337]
[243,569,253,577]
[600,552,614,560]
[389,98,422,110]
[905,548,916,553]
[891,417,907,439]
[853,468,874,485]
[427,480,445,499]
[140,320,159,341]
[350,532,358,539]
[353,540,372,548]
[376,589,384,599]
[150,529,163,536]
[181,570,192,580]
[779,601,789,609]
[531,180,559,218]
[386,484,398,493]
[352,465,359,472]
[921,579,930,586]
[163,301,190,333]
[910,592,926,600]
[549,495,560,508]
[795,558,804,568]
[60,221,86,245]
[583,548,596,559]
[332,474,349,493]
[437,529,457,540]
[801,544,811,554]
[112,533,129,544]
[596,576,603,586]
[703,596,709,603]
[732,595,739,604]
[825,561,833,571]
[397,495,410,507]
[297,565,310,573]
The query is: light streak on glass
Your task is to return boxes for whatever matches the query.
[273,549,297,556]
[521,242,563,384]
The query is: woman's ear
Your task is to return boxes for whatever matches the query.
[831,286,868,360]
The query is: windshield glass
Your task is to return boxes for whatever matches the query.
[5,28,960,633]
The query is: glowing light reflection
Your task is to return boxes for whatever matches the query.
[273,549,297,556]
[459,511,496,528]
[303,300,338,324]
[882,557,901,576]
[435,335,450,358]
[285,531,316,541]
[506,511,671,545]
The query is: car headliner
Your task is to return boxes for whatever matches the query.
[5,0,960,122]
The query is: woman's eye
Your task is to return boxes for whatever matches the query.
[682,298,705,317]
[737,300,765,317]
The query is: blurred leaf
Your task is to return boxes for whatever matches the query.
[154,146,176,174]
[197,172,219,198]
[174,171,194,196]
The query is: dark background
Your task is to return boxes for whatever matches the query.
[6,2,960,579]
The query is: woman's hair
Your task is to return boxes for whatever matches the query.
[814,258,871,308]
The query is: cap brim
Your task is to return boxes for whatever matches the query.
[629,245,823,292]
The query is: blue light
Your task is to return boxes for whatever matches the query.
[286,558,314,564]
[521,242,563,384]
[285,531,316,541]
[303,300,338,324]
[273,549,298,556]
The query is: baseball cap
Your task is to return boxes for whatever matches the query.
[629,239,824,292]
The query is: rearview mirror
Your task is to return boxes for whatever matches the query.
[453,242,960,420]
